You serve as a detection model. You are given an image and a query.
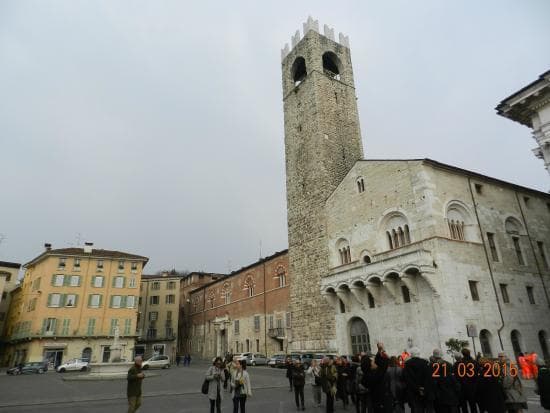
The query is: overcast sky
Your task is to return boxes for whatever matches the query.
[1,1,549,274]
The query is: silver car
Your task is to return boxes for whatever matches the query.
[246,353,268,366]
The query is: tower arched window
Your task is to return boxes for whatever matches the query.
[244,276,255,298]
[221,282,231,305]
[446,202,475,242]
[381,212,411,250]
[276,265,286,288]
[322,52,341,80]
[292,57,307,86]
[337,239,351,265]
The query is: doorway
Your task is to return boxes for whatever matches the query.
[349,317,371,354]
[102,346,111,362]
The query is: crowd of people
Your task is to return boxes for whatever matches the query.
[282,343,550,413]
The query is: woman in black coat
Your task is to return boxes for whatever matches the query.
[285,357,294,392]
[476,361,505,413]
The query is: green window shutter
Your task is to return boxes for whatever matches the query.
[51,275,56,286]
[61,294,66,306]
[63,275,70,286]
[121,296,127,308]
[74,295,79,308]
[76,276,81,287]
[112,277,116,288]
[41,319,48,334]
[52,319,57,335]
[47,294,52,307]
[91,276,95,287]
[88,294,92,307]
[99,294,103,307]
[122,277,126,288]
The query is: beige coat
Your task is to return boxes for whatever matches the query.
[231,370,252,398]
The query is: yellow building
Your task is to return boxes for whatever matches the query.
[0,261,21,364]
[3,243,148,368]
[136,272,183,362]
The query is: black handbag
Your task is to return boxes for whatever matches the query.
[201,379,209,395]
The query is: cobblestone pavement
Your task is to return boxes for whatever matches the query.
[0,362,545,412]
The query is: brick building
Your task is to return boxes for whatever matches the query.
[188,250,289,360]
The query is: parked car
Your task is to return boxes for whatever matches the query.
[142,355,170,369]
[7,362,48,375]
[234,353,250,362]
[245,353,268,366]
[56,359,89,373]
[268,353,287,368]
[299,353,315,367]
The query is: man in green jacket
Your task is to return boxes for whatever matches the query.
[127,356,145,413]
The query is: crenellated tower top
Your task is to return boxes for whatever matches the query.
[281,16,350,62]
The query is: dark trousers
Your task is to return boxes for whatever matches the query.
[357,393,373,413]
[294,385,305,408]
[288,376,294,390]
[434,404,458,413]
[233,396,246,413]
[210,394,221,413]
[326,392,335,413]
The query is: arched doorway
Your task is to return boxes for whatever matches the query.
[539,330,549,359]
[350,318,371,355]
[479,329,493,357]
[81,347,92,362]
[511,330,522,357]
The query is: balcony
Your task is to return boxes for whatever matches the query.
[267,328,285,340]
[138,334,176,343]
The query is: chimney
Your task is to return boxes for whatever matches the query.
[44,243,52,251]
[84,242,93,253]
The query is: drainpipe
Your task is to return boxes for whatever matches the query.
[514,192,550,307]
[468,178,505,350]
[263,261,268,357]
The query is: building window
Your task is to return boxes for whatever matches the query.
[223,286,231,305]
[58,258,66,269]
[113,276,125,288]
[357,178,365,193]
[276,266,286,288]
[269,315,274,329]
[512,237,525,265]
[149,311,158,321]
[89,294,102,308]
[246,339,250,352]
[448,219,465,241]
[500,284,510,303]
[147,328,157,339]
[384,213,412,250]
[152,282,160,290]
[474,184,483,195]
[167,281,176,290]
[165,294,175,304]
[118,260,125,271]
[111,295,122,308]
[53,274,64,287]
[401,285,411,303]
[32,277,41,291]
[93,276,104,288]
[234,320,240,334]
[537,241,549,269]
[61,319,70,335]
[468,280,480,301]
[43,318,57,334]
[167,310,172,320]
[254,316,260,332]
[73,258,81,270]
[87,318,96,335]
[27,297,37,312]
[479,329,492,357]
[523,196,530,207]
[131,262,138,273]
[110,319,119,335]
[337,239,352,265]
[150,296,159,305]
[126,295,136,308]
[367,292,375,308]
[286,312,292,328]
[486,233,499,262]
[48,293,62,307]
[96,260,104,271]
[63,294,76,307]
[166,327,173,337]
[70,275,81,287]
[129,277,136,288]
[526,286,535,305]
[124,319,131,335]
[363,255,372,264]
[244,277,255,297]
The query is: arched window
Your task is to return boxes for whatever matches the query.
[337,239,351,265]
[367,292,375,309]
[539,330,549,359]
[292,57,307,86]
[81,347,92,362]
[382,212,411,250]
[446,202,475,241]
[221,283,231,305]
[207,291,216,308]
[356,177,365,193]
[511,330,522,357]
[322,52,341,80]
[276,265,286,288]
[350,317,371,354]
[363,255,371,264]
[479,329,493,357]
[244,276,255,298]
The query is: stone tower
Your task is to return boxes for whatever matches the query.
[281,17,364,351]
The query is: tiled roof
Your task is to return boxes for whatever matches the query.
[24,248,149,267]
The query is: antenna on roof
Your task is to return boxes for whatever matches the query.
[259,240,263,260]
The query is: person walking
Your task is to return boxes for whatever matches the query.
[336,357,350,410]
[535,357,550,410]
[127,356,145,413]
[403,347,434,413]
[348,356,360,410]
[231,359,252,413]
[206,357,226,413]
[454,348,479,413]
[293,359,306,411]
[286,357,295,392]
[431,349,460,413]
[355,355,371,413]
[306,359,322,408]
[476,359,505,413]
[499,353,527,413]
[321,357,338,413]
[387,356,406,413]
